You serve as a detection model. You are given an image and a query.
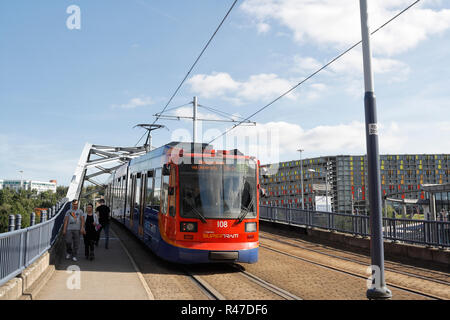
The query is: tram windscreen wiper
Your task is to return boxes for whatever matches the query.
[236,197,254,224]
[183,198,207,223]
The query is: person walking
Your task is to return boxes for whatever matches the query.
[82,203,99,260]
[95,199,111,249]
[62,199,84,262]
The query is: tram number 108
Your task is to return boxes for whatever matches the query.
[217,221,228,228]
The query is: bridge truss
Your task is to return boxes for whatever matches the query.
[66,143,147,201]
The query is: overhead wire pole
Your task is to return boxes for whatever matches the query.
[359,0,392,300]
[154,97,256,143]
[193,96,198,143]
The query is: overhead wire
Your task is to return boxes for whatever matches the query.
[134,101,193,146]
[198,104,249,122]
[148,0,239,125]
[134,0,238,147]
[207,0,421,144]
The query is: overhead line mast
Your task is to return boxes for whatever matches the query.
[154,96,256,143]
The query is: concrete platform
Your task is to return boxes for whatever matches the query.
[35,229,153,300]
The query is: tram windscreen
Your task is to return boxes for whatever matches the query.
[179,159,257,219]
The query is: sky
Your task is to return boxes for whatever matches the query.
[0,0,449,186]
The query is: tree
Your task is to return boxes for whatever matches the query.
[0,188,67,233]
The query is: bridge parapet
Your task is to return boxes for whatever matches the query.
[260,206,450,248]
[0,198,70,289]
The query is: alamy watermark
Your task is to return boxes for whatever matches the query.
[66,5,81,30]
[366,265,383,290]
[168,124,282,172]
[66,265,81,290]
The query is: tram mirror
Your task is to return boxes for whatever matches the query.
[162,164,170,176]
[168,186,175,196]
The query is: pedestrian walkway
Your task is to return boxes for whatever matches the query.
[36,229,153,300]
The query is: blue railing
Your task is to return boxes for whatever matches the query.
[0,199,70,287]
[259,206,450,248]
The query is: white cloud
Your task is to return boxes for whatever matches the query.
[291,50,410,98]
[208,119,450,165]
[240,0,450,56]
[295,51,410,78]
[239,73,296,101]
[239,0,449,94]
[187,72,297,103]
[257,22,271,33]
[187,72,239,99]
[293,56,324,74]
[111,96,154,109]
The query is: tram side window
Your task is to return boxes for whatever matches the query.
[135,174,141,216]
[146,170,154,208]
[153,168,162,212]
[128,175,135,219]
[122,175,127,204]
[161,175,170,215]
[121,177,125,207]
[119,177,123,205]
[116,177,121,210]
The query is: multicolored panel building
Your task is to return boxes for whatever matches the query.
[260,154,450,214]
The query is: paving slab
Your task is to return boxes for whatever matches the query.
[35,230,151,300]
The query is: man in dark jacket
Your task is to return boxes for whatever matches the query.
[95,199,111,249]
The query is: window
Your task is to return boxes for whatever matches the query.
[161,175,170,215]
[145,170,154,208]
[133,174,142,220]
[153,168,162,211]
[128,175,135,219]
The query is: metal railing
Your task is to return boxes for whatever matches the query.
[0,199,70,287]
[259,206,450,248]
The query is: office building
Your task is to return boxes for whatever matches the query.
[0,179,57,193]
[260,154,450,214]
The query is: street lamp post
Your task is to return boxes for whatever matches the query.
[359,0,391,299]
[297,149,304,210]
[19,170,24,189]
[308,168,316,210]
[326,160,333,212]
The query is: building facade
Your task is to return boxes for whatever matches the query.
[260,154,450,214]
[0,180,57,193]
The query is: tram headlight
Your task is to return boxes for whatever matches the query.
[180,222,198,232]
[245,222,257,232]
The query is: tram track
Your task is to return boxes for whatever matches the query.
[259,237,447,300]
[231,264,302,300]
[113,220,300,300]
[111,219,444,300]
[183,267,226,300]
[260,232,450,286]
[183,264,302,300]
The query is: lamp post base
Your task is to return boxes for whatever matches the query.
[366,286,392,300]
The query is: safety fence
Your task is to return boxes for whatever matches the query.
[259,206,450,248]
[0,199,70,287]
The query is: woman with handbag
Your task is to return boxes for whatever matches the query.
[82,203,99,260]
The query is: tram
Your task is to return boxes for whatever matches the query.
[105,141,260,264]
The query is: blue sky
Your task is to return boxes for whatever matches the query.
[1,0,449,186]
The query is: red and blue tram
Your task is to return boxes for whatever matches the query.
[105,142,260,264]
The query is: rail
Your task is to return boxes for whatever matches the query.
[0,199,70,286]
[259,206,450,248]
